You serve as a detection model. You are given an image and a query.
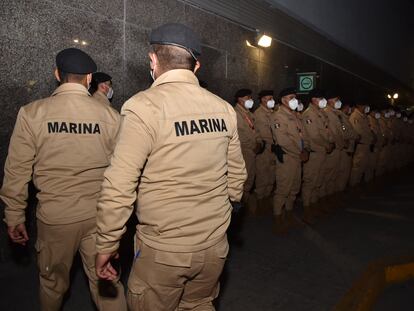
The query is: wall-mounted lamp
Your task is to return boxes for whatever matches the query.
[246,40,256,48]
[257,34,272,47]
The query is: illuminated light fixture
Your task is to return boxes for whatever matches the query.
[246,40,256,48]
[257,34,272,47]
[393,93,399,99]
[81,40,87,46]
[73,39,79,43]
[387,94,392,99]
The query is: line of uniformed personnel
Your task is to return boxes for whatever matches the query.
[234,87,414,234]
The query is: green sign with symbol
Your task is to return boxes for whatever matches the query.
[297,72,316,93]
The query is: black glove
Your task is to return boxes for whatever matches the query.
[257,140,266,154]
[369,144,375,153]
[271,144,286,163]
[230,201,243,214]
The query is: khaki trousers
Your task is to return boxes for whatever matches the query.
[242,149,256,195]
[36,218,126,311]
[302,152,326,207]
[377,147,388,176]
[321,149,341,197]
[273,155,301,215]
[349,144,370,186]
[127,237,228,311]
[255,148,276,199]
[336,151,352,192]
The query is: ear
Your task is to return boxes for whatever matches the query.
[54,69,61,82]
[86,73,92,85]
[149,52,158,69]
[194,60,201,73]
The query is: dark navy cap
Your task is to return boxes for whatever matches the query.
[258,90,274,99]
[149,23,202,59]
[56,48,97,74]
[93,72,112,84]
[309,88,326,99]
[235,89,252,99]
[279,87,296,98]
[325,90,340,100]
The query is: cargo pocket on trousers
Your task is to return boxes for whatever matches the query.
[35,239,51,278]
[214,238,229,260]
[127,278,148,310]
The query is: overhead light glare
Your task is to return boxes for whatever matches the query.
[387,94,392,99]
[393,93,399,99]
[246,40,255,48]
[258,34,272,47]
[73,39,79,43]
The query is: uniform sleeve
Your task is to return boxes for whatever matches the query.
[96,98,156,254]
[236,113,257,151]
[1,108,36,226]
[227,110,247,202]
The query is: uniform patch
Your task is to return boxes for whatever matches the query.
[274,123,281,129]
[306,119,312,124]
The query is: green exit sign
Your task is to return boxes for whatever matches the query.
[297,72,317,93]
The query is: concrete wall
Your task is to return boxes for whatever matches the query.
[0,0,388,259]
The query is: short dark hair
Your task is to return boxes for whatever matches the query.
[151,44,196,71]
[57,70,86,83]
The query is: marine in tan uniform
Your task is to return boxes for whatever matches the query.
[0,48,126,311]
[91,71,114,106]
[95,23,247,311]
[349,102,374,186]
[253,90,276,211]
[337,102,359,191]
[321,92,345,200]
[377,109,391,176]
[234,88,264,212]
[367,110,384,180]
[271,88,309,233]
[302,89,334,224]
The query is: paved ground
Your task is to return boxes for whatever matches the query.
[1,165,414,311]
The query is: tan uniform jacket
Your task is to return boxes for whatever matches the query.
[324,106,345,150]
[302,104,330,153]
[234,104,261,152]
[368,116,384,148]
[93,90,111,106]
[379,117,391,145]
[272,106,305,159]
[96,70,247,254]
[1,83,120,226]
[335,110,358,152]
[349,109,373,145]
[254,105,274,147]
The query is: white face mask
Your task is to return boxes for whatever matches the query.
[244,99,254,110]
[297,103,304,112]
[348,107,352,115]
[334,100,342,110]
[375,112,381,119]
[403,117,408,122]
[390,110,395,116]
[396,113,402,118]
[266,99,275,109]
[288,98,299,111]
[384,112,390,119]
[364,106,370,114]
[106,87,114,99]
[318,98,327,109]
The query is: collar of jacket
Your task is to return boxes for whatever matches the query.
[94,90,110,104]
[151,69,199,88]
[52,83,91,97]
